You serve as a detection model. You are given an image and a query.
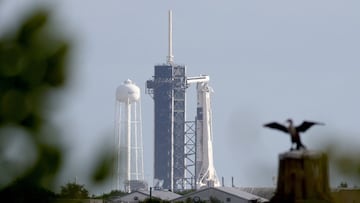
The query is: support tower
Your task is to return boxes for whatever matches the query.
[146,10,219,191]
[146,10,186,191]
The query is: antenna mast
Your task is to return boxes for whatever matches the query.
[167,10,174,64]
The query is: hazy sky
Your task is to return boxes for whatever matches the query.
[1,0,360,194]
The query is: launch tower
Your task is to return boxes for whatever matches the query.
[146,10,219,191]
[146,11,187,191]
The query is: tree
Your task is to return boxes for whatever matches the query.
[0,7,70,202]
[59,182,89,199]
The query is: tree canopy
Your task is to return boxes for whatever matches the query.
[59,182,89,199]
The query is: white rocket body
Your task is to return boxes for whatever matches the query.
[187,76,220,188]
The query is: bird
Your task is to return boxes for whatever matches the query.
[263,119,324,151]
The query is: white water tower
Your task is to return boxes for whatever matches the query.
[114,79,147,192]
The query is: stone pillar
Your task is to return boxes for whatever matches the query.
[270,150,333,203]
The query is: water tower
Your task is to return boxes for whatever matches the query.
[115,79,147,192]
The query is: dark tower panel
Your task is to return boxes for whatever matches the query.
[146,64,186,190]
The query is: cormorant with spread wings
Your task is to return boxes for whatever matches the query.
[264,119,324,150]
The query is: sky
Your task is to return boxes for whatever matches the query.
[1,0,360,194]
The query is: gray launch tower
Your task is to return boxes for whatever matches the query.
[146,11,192,191]
[146,10,219,191]
[146,64,186,190]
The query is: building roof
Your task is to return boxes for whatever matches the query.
[216,187,269,202]
[145,189,182,200]
[109,189,181,202]
[239,187,275,200]
[172,186,269,202]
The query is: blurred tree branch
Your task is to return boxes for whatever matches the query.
[0,7,70,199]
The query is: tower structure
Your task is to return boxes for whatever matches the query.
[146,10,219,191]
[115,79,147,192]
[146,10,187,191]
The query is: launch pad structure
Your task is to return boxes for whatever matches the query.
[146,10,219,191]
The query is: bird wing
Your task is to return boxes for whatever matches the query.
[296,121,324,132]
[263,122,288,133]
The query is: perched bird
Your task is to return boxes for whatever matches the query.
[264,119,324,150]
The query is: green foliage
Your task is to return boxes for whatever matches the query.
[91,149,115,183]
[0,6,70,201]
[323,141,360,185]
[0,179,56,202]
[0,10,68,128]
[59,182,89,199]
